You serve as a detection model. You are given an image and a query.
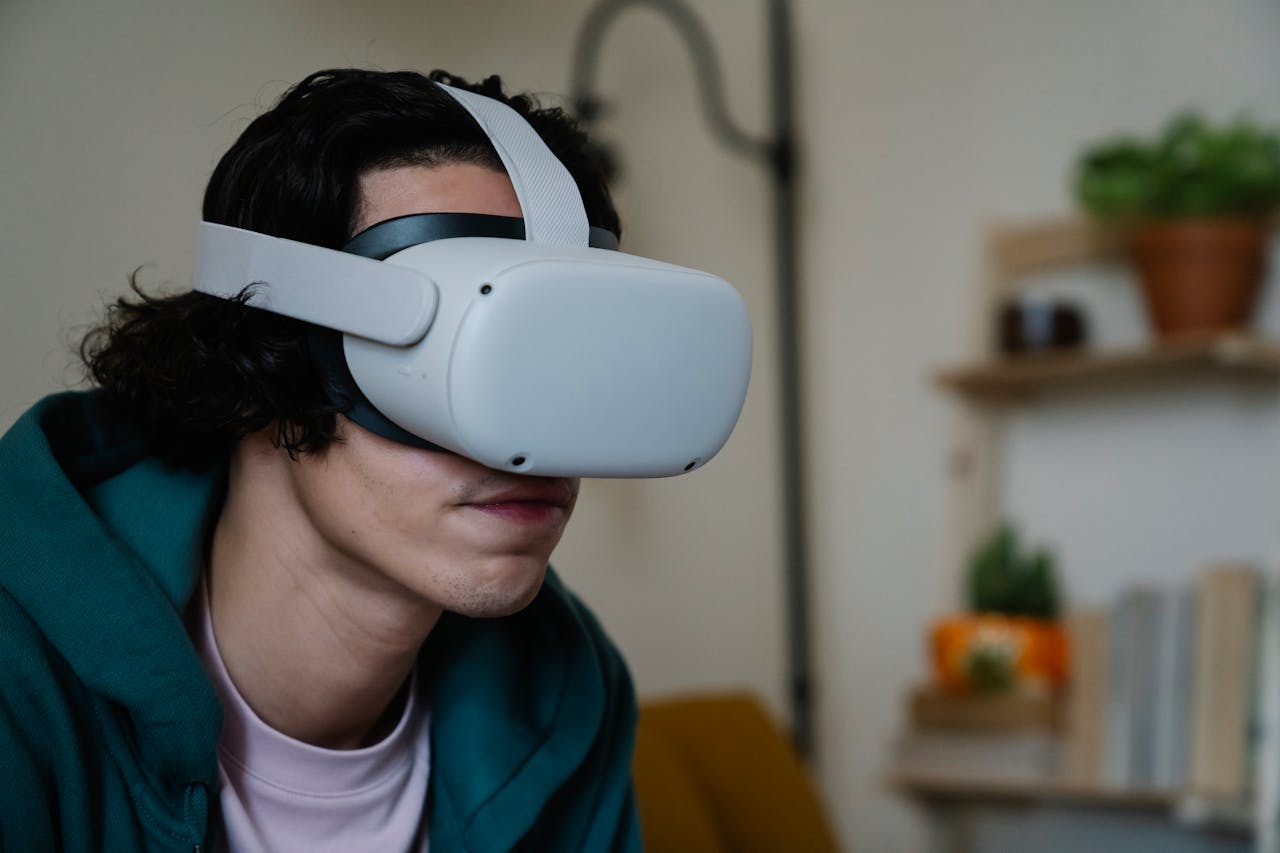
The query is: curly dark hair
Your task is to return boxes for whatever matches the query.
[80,68,620,467]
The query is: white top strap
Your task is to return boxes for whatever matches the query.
[192,223,438,346]
[436,83,590,247]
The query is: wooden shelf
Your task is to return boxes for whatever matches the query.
[889,773,1253,832]
[889,772,1175,810]
[920,216,1277,849]
[935,333,1280,401]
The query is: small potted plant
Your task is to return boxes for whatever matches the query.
[1073,111,1280,338]
[930,522,1066,693]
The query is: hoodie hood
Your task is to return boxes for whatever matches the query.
[0,391,225,786]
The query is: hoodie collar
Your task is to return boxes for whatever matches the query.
[423,570,612,853]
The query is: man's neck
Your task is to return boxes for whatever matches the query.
[207,435,442,750]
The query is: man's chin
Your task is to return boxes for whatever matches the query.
[445,559,549,618]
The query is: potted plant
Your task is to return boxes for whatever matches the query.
[930,522,1066,693]
[1073,112,1280,338]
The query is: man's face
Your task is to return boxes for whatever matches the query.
[284,162,580,618]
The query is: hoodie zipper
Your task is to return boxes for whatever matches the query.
[184,783,208,852]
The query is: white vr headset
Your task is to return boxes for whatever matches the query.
[193,82,751,478]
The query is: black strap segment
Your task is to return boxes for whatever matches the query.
[307,326,448,452]
[343,212,619,259]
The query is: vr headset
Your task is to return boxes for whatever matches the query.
[193,82,751,478]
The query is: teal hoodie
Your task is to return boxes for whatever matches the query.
[0,392,640,852]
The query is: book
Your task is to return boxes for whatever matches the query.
[1060,607,1109,787]
[1150,586,1194,791]
[1098,586,1183,791]
[1101,591,1135,788]
[1251,568,1280,847]
[1188,563,1260,798]
[1127,588,1161,788]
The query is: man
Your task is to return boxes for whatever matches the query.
[0,68,639,852]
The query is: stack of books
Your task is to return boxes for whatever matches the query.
[1062,562,1280,808]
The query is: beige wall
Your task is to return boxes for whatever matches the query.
[5,1,1280,849]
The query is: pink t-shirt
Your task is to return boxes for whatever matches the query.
[191,580,432,852]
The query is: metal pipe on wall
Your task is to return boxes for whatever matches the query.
[569,0,813,756]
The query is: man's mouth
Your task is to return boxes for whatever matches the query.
[461,479,575,524]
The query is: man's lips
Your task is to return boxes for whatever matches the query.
[461,479,576,523]
[465,479,576,508]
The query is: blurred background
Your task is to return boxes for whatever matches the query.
[4,1,1280,850]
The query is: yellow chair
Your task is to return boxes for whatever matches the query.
[632,692,842,852]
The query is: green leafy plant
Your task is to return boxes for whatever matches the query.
[1074,111,1280,223]
[967,522,1060,619]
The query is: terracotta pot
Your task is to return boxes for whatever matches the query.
[1129,219,1269,339]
